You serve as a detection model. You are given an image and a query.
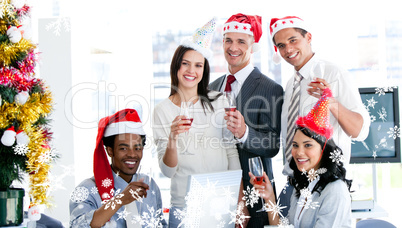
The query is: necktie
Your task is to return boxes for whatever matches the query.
[285,72,303,163]
[224,75,236,92]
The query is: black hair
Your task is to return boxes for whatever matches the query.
[289,126,352,198]
[103,134,146,149]
[272,27,308,46]
[169,45,221,112]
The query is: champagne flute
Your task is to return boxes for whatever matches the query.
[249,157,266,212]
[223,92,236,143]
[180,101,194,136]
[223,91,236,112]
[180,101,194,155]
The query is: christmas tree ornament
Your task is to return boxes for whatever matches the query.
[181,17,217,60]
[27,204,41,221]
[270,16,309,65]
[14,91,29,105]
[1,126,17,147]
[16,130,30,145]
[19,24,33,40]
[223,13,262,53]
[7,26,22,43]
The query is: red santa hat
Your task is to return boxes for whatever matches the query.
[94,108,145,201]
[269,16,308,64]
[296,87,333,139]
[222,13,262,52]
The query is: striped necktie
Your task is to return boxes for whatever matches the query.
[285,72,303,163]
[224,75,236,92]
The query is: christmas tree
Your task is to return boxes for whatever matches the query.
[1,0,55,208]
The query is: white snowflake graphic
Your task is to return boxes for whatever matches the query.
[300,187,312,199]
[265,198,286,220]
[129,188,143,203]
[329,149,344,165]
[102,178,113,188]
[387,126,400,139]
[46,17,71,36]
[375,86,397,96]
[229,201,250,228]
[377,107,387,122]
[223,186,236,204]
[372,151,377,159]
[366,97,378,109]
[70,187,89,203]
[116,207,131,221]
[131,204,164,228]
[90,186,98,195]
[279,217,293,228]
[104,189,123,210]
[172,208,186,226]
[298,188,320,210]
[242,185,260,208]
[370,115,376,123]
[305,169,319,182]
[13,144,30,156]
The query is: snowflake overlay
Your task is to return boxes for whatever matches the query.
[242,185,260,208]
[229,202,250,228]
[102,178,113,188]
[131,204,164,228]
[377,107,387,122]
[329,149,344,165]
[70,187,89,203]
[13,144,30,156]
[265,198,286,220]
[387,125,400,139]
[104,189,123,210]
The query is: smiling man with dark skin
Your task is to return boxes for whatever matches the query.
[70,109,167,228]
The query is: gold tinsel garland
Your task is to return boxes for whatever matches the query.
[0,90,53,205]
[0,39,36,66]
[26,127,52,206]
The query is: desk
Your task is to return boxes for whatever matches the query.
[352,202,388,220]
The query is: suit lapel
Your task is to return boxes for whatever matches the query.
[236,68,261,113]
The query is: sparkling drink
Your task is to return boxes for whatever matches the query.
[254,176,263,185]
[182,118,193,126]
[224,107,236,112]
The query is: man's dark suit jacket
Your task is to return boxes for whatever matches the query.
[209,67,284,227]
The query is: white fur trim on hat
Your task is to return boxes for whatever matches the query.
[270,17,308,38]
[222,21,254,37]
[104,122,145,137]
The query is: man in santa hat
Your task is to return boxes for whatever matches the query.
[70,108,167,227]
[209,13,284,227]
[270,16,370,216]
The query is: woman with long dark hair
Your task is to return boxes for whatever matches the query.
[152,18,241,228]
[250,88,352,227]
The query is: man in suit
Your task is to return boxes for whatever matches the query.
[209,13,284,227]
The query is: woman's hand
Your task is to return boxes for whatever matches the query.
[169,115,191,140]
[249,171,275,203]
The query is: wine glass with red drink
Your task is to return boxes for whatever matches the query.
[180,101,194,155]
[249,157,266,212]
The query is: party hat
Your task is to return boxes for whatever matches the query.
[181,17,216,59]
[296,88,333,139]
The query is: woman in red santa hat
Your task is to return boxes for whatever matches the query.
[250,88,352,227]
[152,18,242,228]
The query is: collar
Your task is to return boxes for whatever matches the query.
[226,63,254,86]
[297,53,319,80]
